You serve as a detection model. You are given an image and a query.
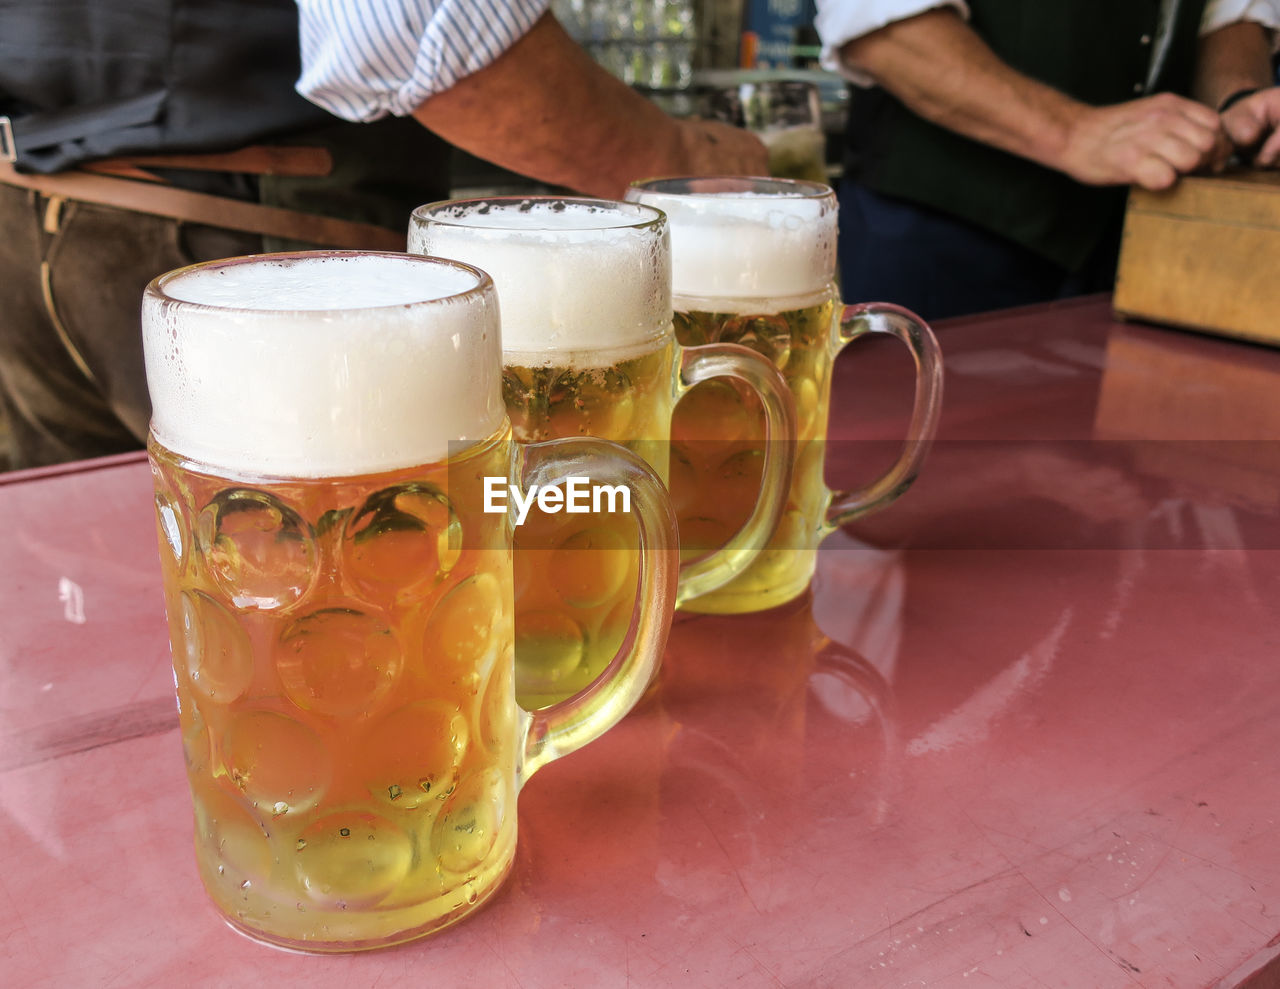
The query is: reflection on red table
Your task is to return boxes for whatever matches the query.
[2,296,1278,987]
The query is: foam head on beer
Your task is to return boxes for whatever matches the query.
[409,198,672,364]
[142,252,505,478]
[624,178,837,312]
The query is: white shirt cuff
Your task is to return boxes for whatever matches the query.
[815,0,970,86]
[297,0,551,122]
[1202,0,1280,35]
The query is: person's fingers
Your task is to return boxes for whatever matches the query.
[1155,102,1223,152]
[1118,97,1223,178]
[1151,91,1221,131]
[1222,104,1268,149]
[1130,153,1179,191]
[1069,97,1226,185]
[1146,128,1220,173]
[1221,94,1280,164]
[1207,130,1234,172]
[1254,127,1280,167]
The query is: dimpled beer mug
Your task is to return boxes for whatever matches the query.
[625,176,943,615]
[142,252,677,951]
[409,197,795,706]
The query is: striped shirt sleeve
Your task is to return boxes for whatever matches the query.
[296,0,551,122]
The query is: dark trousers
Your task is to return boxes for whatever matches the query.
[836,177,1120,323]
[0,183,259,469]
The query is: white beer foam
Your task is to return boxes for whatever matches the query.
[410,200,672,361]
[143,253,505,477]
[628,187,836,303]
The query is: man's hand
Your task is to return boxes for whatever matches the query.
[1193,19,1278,166]
[1220,88,1280,166]
[1057,93,1231,190]
[669,118,769,179]
[838,7,1239,191]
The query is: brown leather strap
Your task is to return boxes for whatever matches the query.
[78,161,166,182]
[0,157,404,251]
[86,144,335,177]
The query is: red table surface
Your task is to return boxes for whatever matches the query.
[2,296,1278,988]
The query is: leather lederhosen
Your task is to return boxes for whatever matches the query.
[0,0,454,468]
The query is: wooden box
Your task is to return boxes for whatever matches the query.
[1112,169,1280,346]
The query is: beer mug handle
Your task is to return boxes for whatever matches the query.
[826,303,944,527]
[674,343,797,603]
[513,437,679,786]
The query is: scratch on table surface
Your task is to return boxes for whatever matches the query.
[1118,804,1193,898]
[0,873,38,959]
[97,960,144,988]
[1022,870,1145,985]
[479,928,528,989]
[836,866,1024,957]
[1010,961,1058,988]
[691,800,762,916]
[958,806,1144,985]
[727,936,787,988]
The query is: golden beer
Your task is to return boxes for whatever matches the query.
[763,125,829,184]
[670,295,837,611]
[503,340,676,475]
[504,341,674,706]
[626,177,942,615]
[412,196,796,695]
[151,429,518,949]
[410,200,674,709]
[409,197,793,696]
[142,251,676,950]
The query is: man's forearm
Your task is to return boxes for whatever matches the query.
[838,7,1227,189]
[1193,20,1275,109]
[412,12,762,198]
[1196,19,1280,165]
[838,7,1082,173]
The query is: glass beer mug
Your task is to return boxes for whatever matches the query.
[625,176,943,615]
[408,197,795,706]
[701,78,829,184]
[141,252,678,951]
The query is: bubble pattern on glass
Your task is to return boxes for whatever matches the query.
[668,299,838,596]
[501,344,672,708]
[151,435,516,941]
